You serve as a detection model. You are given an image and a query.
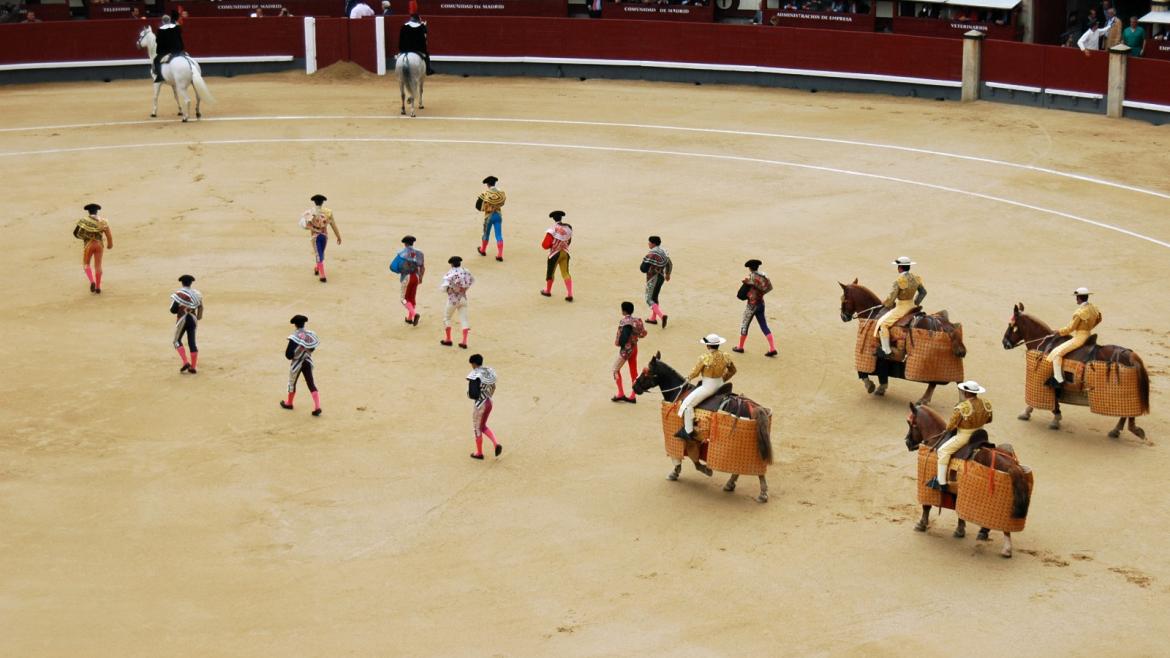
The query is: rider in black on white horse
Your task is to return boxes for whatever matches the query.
[154,13,185,83]
[398,13,434,75]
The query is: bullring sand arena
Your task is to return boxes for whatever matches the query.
[3,65,1170,656]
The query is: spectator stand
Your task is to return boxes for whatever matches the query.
[1138,11,1170,59]
[763,2,875,32]
[891,0,1020,40]
[387,0,569,17]
[601,2,715,22]
[87,1,146,19]
[17,1,73,20]
[163,0,344,17]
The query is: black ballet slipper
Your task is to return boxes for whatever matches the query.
[732,347,745,353]
[280,401,294,410]
[470,453,484,460]
[440,340,453,346]
[458,343,468,349]
[95,288,101,294]
[612,395,626,403]
[624,396,637,404]
[565,296,573,302]
[661,315,668,329]
[540,290,552,297]
[180,364,191,373]
[312,408,322,416]
[412,314,421,326]
[188,368,197,375]
[90,282,96,292]
[645,319,658,325]
[764,350,778,357]
[495,256,503,262]
[476,247,486,256]
[494,444,503,457]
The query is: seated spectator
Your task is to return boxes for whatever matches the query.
[280,7,294,15]
[847,0,868,12]
[22,9,41,22]
[801,0,822,11]
[251,7,265,17]
[781,0,798,9]
[829,0,846,11]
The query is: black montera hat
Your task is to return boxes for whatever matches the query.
[311,194,327,204]
[482,176,498,186]
[744,259,762,269]
[84,203,101,213]
[290,314,309,326]
[402,235,416,245]
[448,256,463,266]
[550,210,566,221]
[178,274,196,285]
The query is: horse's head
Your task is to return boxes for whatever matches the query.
[838,278,864,322]
[1002,302,1048,351]
[632,351,662,395]
[904,402,945,452]
[136,26,154,51]
[904,402,925,451]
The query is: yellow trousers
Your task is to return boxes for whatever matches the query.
[874,299,915,339]
[1046,330,1090,383]
[936,428,975,484]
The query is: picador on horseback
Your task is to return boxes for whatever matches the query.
[398,13,434,75]
[875,256,927,359]
[1044,287,1102,389]
[927,380,992,491]
[153,13,184,83]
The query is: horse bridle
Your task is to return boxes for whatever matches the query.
[849,303,884,320]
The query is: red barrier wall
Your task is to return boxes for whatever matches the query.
[1041,45,1107,94]
[347,17,379,72]
[983,39,1045,88]
[1126,57,1170,106]
[388,0,568,16]
[314,17,350,68]
[0,17,304,64]
[414,17,963,81]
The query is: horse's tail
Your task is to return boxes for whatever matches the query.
[1132,353,1150,415]
[399,54,417,91]
[753,405,773,464]
[1008,463,1031,519]
[190,60,214,104]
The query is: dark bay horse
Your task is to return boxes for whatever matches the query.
[633,352,773,503]
[1003,303,1148,439]
[905,403,1031,558]
[839,279,967,404]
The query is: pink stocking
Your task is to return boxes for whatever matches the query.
[310,391,321,410]
[405,301,415,319]
[565,279,573,296]
[474,435,484,455]
[461,328,470,345]
[496,242,504,258]
[176,346,189,365]
[766,333,777,351]
[738,334,747,350]
[482,427,498,447]
[84,267,95,284]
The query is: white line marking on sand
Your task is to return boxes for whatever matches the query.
[2,114,1167,202]
[4,135,1167,250]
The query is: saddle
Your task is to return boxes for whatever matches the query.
[1041,334,1099,363]
[683,382,757,419]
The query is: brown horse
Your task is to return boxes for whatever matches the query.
[633,352,774,503]
[905,403,1031,558]
[838,279,967,404]
[1002,303,1149,439]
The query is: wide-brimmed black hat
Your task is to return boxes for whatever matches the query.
[402,235,416,245]
[448,256,463,266]
[744,259,762,269]
[482,176,498,186]
[290,314,309,326]
[310,194,327,205]
[178,274,196,285]
[84,203,101,213]
[550,210,566,221]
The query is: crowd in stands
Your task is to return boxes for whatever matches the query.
[1060,0,1163,55]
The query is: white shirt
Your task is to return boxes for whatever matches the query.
[349,3,375,18]
[1077,26,1107,51]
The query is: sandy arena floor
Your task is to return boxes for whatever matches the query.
[2,66,1169,656]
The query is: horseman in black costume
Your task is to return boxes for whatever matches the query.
[154,12,186,83]
[398,13,434,75]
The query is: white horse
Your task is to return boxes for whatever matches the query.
[135,26,213,122]
[395,52,426,117]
